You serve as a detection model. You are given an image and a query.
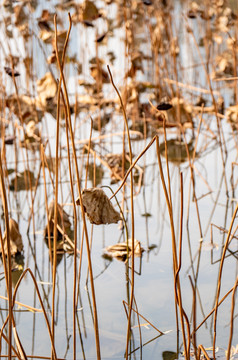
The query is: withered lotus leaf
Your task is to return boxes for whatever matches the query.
[1,219,23,256]
[156,102,173,111]
[4,66,20,77]
[105,239,144,261]
[44,201,71,238]
[76,188,121,225]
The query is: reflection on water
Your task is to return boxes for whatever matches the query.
[0,0,238,359]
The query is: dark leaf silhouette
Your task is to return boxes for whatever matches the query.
[4,66,20,77]
[76,188,121,225]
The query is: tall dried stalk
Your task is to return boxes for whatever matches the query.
[156,136,189,359]
[0,150,12,360]
[213,202,238,359]
[54,13,101,360]
[107,65,135,359]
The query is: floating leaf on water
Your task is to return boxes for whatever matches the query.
[47,50,57,64]
[88,163,104,186]
[38,20,52,32]
[90,64,110,84]
[25,121,41,141]
[82,20,94,27]
[96,32,107,43]
[159,139,195,164]
[1,219,23,257]
[226,104,238,123]
[11,254,24,288]
[148,244,157,251]
[6,95,43,123]
[105,239,144,261]
[82,0,99,22]
[4,66,20,77]
[101,253,113,262]
[162,351,178,360]
[44,201,71,238]
[142,0,152,6]
[141,212,152,217]
[156,102,173,111]
[14,3,28,27]
[187,10,197,18]
[36,72,57,107]
[4,136,15,145]
[105,153,130,182]
[76,188,121,225]
[153,97,193,128]
[10,170,37,192]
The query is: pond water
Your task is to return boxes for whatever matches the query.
[0,0,238,359]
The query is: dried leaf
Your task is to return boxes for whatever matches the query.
[36,72,57,107]
[6,95,43,123]
[4,136,15,145]
[10,170,37,192]
[157,102,173,111]
[159,139,195,163]
[76,188,121,225]
[4,66,20,77]
[142,0,152,5]
[105,239,144,261]
[44,201,71,238]
[1,219,23,256]
[25,121,41,141]
[95,32,107,43]
[82,0,99,22]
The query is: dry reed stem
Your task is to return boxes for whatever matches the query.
[0,295,42,313]
[226,276,238,360]
[0,150,12,360]
[54,21,79,360]
[156,136,188,359]
[84,118,93,189]
[107,65,135,359]
[163,78,221,96]
[40,145,53,262]
[73,130,143,145]
[13,268,57,359]
[109,135,157,201]
[51,75,61,358]
[123,301,164,335]
[54,13,101,360]
[189,276,197,359]
[197,344,211,360]
[0,331,23,360]
[59,87,80,360]
[213,202,238,359]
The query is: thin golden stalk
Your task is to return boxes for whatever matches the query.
[197,345,211,360]
[213,202,238,359]
[51,77,61,357]
[193,285,235,333]
[12,268,57,360]
[110,135,157,200]
[40,145,53,263]
[60,89,78,360]
[226,276,238,360]
[107,65,135,359]
[0,295,42,313]
[123,301,164,334]
[54,14,101,359]
[0,150,12,360]
[156,137,188,359]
